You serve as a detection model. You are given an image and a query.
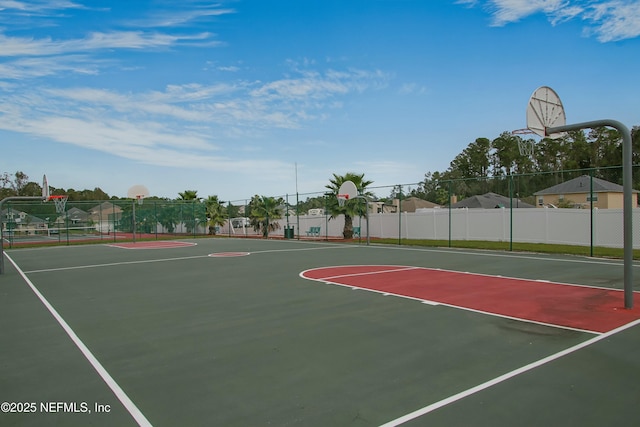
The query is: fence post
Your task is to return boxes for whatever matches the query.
[590,171,594,257]
[509,174,513,251]
[65,208,70,246]
[296,193,300,240]
[448,181,452,247]
[154,201,158,240]
[398,185,402,245]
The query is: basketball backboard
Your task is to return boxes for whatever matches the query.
[338,180,358,199]
[337,180,358,206]
[42,174,50,200]
[127,184,150,205]
[526,86,566,139]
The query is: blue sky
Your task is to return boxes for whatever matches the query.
[1,0,639,201]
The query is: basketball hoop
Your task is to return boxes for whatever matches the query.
[511,129,536,157]
[511,128,535,136]
[337,194,349,207]
[127,184,150,205]
[48,195,68,213]
[337,181,358,208]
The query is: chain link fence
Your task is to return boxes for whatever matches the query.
[2,166,638,257]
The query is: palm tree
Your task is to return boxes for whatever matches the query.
[178,190,200,201]
[248,195,284,238]
[325,172,373,239]
[204,195,227,235]
[177,191,202,234]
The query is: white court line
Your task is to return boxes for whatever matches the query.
[306,263,625,335]
[106,241,197,249]
[299,276,601,335]
[367,243,640,268]
[23,244,355,274]
[5,253,153,427]
[318,265,419,281]
[379,318,640,427]
[249,244,357,254]
[24,255,210,274]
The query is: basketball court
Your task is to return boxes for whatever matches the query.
[2,237,640,426]
[2,87,638,426]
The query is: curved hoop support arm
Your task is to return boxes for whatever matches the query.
[547,119,633,309]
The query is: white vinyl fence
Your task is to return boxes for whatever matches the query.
[246,208,640,249]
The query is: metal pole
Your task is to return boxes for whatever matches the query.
[132,201,136,243]
[155,201,158,240]
[547,119,633,308]
[286,194,290,239]
[509,175,513,251]
[296,192,300,240]
[448,181,452,248]
[398,185,402,246]
[590,171,594,257]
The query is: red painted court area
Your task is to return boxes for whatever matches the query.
[301,265,640,333]
[108,241,197,249]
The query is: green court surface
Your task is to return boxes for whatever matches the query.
[2,238,640,426]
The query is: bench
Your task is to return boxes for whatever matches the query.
[305,226,321,237]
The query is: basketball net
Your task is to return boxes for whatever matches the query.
[48,195,68,213]
[511,128,536,157]
[337,194,349,207]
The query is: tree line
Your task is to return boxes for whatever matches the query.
[409,126,640,205]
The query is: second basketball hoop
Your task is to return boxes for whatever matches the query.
[127,184,150,205]
[337,181,358,207]
[337,194,349,207]
[48,195,68,213]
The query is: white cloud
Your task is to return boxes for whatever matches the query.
[217,65,240,72]
[485,0,570,26]
[584,1,640,42]
[0,65,390,173]
[0,55,101,79]
[0,0,84,13]
[129,6,236,28]
[0,31,219,58]
[468,0,640,42]
[399,83,428,95]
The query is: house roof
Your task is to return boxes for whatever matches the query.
[88,201,123,214]
[65,207,90,221]
[399,197,440,212]
[452,192,535,209]
[1,208,46,224]
[534,175,637,195]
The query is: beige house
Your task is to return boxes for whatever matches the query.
[87,202,123,232]
[534,175,638,209]
[398,197,441,212]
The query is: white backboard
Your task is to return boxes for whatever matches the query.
[42,174,50,200]
[338,180,358,200]
[527,86,566,139]
[127,184,150,199]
